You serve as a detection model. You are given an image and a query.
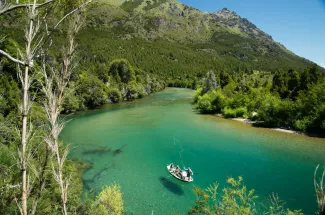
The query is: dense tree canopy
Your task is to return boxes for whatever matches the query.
[194,66,325,134]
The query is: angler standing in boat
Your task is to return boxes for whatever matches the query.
[166,139,194,182]
[167,163,194,182]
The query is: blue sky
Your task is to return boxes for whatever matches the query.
[179,0,325,68]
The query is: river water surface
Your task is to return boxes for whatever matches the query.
[60,88,325,215]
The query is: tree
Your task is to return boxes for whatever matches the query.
[202,71,217,94]
[188,177,257,215]
[188,177,304,215]
[108,59,136,84]
[272,70,289,99]
[0,1,92,214]
[287,69,300,99]
[295,80,325,132]
[196,94,213,113]
[91,183,124,215]
[39,11,87,215]
[77,72,108,108]
[108,88,122,103]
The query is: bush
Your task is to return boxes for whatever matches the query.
[235,107,248,118]
[210,90,226,112]
[193,88,203,104]
[77,72,108,108]
[222,107,237,118]
[222,107,247,118]
[108,59,135,84]
[92,183,124,215]
[188,177,303,215]
[197,94,213,113]
[108,88,122,103]
[125,81,139,101]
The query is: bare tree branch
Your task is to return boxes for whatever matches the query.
[53,0,92,30]
[0,49,26,66]
[0,0,55,16]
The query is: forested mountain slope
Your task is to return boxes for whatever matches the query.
[76,0,320,79]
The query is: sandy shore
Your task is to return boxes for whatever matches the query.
[231,118,255,125]
[216,115,303,135]
[271,128,302,135]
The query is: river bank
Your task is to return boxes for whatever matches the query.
[215,114,304,135]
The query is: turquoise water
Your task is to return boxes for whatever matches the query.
[60,88,325,215]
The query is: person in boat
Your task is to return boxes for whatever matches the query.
[176,166,181,177]
[187,169,191,178]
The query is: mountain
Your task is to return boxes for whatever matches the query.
[74,0,320,79]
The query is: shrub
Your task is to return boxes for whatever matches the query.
[222,107,247,118]
[222,107,237,118]
[188,177,303,215]
[108,88,122,103]
[108,59,135,84]
[210,90,226,112]
[235,107,248,118]
[197,94,213,113]
[193,88,203,104]
[92,183,124,215]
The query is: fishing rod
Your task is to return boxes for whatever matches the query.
[174,138,185,169]
[173,138,198,175]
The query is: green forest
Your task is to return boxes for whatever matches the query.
[193,65,325,134]
[1,0,325,215]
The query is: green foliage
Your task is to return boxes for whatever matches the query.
[189,177,257,215]
[0,74,20,117]
[197,94,213,113]
[189,177,303,215]
[0,112,84,215]
[121,0,143,12]
[62,83,82,113]
[194,66,325,134]
[202,71,217,94]
[143,0,168,11]
[195,89,226,113]
[91,183,124,215]
[77,72,108,108]
[294,80,325,132]
[108,59,136,84]
[108,88,122,103]
[222,107,247,118]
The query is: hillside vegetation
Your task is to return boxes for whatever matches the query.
[1,0,325,214]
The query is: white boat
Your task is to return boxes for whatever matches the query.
[167,163,194,182]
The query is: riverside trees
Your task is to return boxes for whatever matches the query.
[194,66,325,134]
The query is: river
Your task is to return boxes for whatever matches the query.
[60,88,325,215]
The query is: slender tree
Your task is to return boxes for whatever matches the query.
[0,1,91,214]
[315,165,325,215]
[40,12,85,215]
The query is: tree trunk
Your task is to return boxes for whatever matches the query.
[55,143,68,215]
[21,1,35,214]
[21,66,28,215]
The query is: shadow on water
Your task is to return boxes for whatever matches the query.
[113,144,127,156]
[82,144,128,157]
[159,177,184,196]
[83,179,94,191]
[82,146,112,156]
[83,162,116,191]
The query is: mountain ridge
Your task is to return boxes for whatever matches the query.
[76,0,321,75]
